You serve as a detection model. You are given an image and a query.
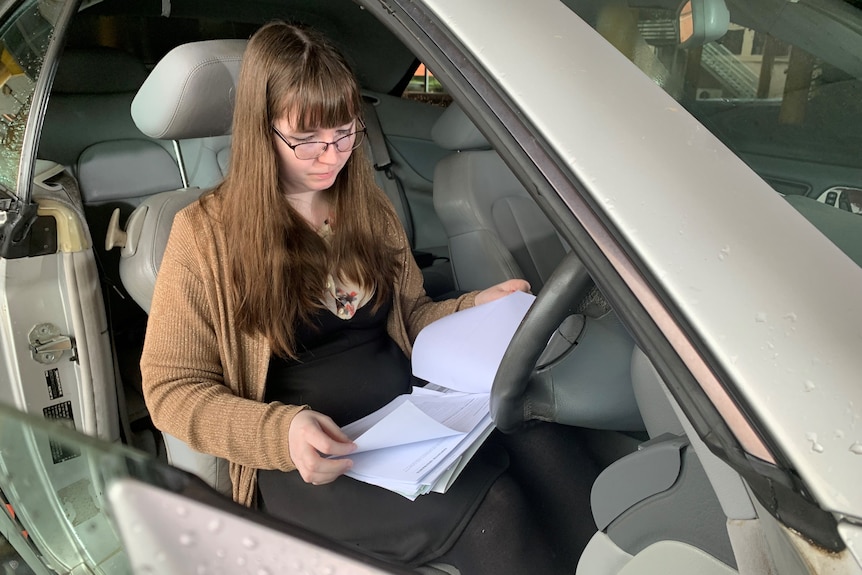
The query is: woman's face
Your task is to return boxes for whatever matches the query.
[271,116,357,197]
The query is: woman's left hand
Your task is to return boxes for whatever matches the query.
[475,278,531,306]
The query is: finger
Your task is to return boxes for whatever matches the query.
[315,415,354,444]
[306,425,356,457]
[301,455,354,485]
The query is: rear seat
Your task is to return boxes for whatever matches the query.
[39,47,184,315]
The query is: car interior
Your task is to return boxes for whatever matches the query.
[2,0,861,572]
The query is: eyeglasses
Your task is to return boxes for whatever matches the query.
[271,122,367,160]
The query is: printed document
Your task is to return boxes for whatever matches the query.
[338,290,535,499]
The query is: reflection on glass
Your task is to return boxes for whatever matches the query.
[0,403,193,574]
[0,1,55,196]
[678,0,693,44]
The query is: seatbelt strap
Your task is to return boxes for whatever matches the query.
[362,96,414,245]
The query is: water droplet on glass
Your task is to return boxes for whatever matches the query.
[241,536,257,549]
[834,429,845,439]
[176,505,188,517]
[207,518,222,533]
[783,312,797,322]
[215,548,226,559]
[804,380,816,392]
[806,432,824,453]
[850,442,862,455]
[179,532,196,547]
[755,312,767,323]
[257,569,271,575]
[236,556,247,567]
[718,245,730,260]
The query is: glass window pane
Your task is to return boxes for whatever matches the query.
[562,0,862,265]
[0,1,56,198]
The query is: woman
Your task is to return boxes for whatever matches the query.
[141,21,560,573]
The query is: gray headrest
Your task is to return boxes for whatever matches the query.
[54,48,148,94]
[131,40,247,140]
[431,103,491,151]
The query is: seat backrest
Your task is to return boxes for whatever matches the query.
[431,104,568,291]
[115,39,247,494]
[117,39,246,316]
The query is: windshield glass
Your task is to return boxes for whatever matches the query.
[563,0,862,264]
[0,0,56,203]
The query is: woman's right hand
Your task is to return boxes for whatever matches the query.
[288,409,356,485]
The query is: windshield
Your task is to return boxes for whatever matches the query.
[563,0,862,263]
[0,0,58,204]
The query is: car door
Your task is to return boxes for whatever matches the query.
[0,0,123,571]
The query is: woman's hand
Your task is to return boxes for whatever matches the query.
[475,278,531,306]
[288,409,356,485]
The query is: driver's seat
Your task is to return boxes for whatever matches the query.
[431,103,568,292]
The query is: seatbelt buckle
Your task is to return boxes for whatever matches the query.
[374,162,395,179]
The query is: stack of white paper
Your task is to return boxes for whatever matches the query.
[337,290,535,499]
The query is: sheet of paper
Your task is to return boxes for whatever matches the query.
[342,392,490,453]
[345,412,493,495]
[412,290,535,394]
[347,432,466,483]
[348,400,461,453]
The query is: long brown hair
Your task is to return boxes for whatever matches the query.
[209,21,400,358]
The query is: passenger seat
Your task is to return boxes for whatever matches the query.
[576,347,740,574]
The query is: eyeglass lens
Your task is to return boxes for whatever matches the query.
[293,130,365,160]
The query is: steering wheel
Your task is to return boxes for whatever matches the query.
[490,251,596,433]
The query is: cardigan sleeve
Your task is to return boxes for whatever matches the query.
[140,208,305,473]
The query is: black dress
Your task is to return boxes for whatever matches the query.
[257,296,507,566]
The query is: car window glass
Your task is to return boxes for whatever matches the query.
[0,0,56,201]
[0,402,168,573]
[562,0,862,264]
[402,62,452,106]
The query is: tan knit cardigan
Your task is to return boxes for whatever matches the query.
[140,195,476,507]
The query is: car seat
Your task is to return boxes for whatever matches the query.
[575,346,745,574]
[107,39,247,494]
[430,103,645,432]
[431,103,569,293]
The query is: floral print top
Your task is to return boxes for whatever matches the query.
[319,219,373,320]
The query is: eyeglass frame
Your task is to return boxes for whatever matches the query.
[271,120,367,160]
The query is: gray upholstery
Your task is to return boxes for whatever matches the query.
[77,140,182,204]
[432,103,568,291]
[115,40,248,494]
[119,40,246,313]
[132,40,246,140]
[577,346,738,573]
[119,188,205,314]
[39,47,157,182]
